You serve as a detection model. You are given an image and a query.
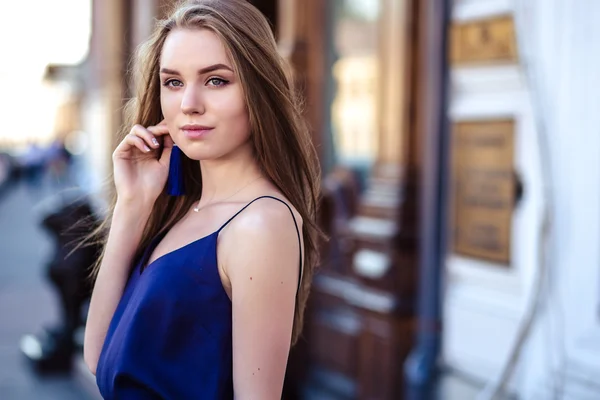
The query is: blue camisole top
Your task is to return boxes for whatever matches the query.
[95,196,302,399]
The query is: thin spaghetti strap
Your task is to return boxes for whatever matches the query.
[215,196,273,233]
[216,195,304,293]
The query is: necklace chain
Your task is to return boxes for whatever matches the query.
[193,176,263,213]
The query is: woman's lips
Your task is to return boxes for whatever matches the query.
[181,127,213,139]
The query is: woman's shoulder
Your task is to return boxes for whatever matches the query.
[217,193,304,285]
[226,193,303,236]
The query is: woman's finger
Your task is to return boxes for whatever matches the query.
[147,124,170,138]
[130,124,161,150]
[124,134,153,154]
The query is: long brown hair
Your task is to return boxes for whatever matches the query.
[90,0,322,345]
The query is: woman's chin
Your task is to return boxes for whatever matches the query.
[180,148,219,162]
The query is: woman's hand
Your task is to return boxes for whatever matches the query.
[112,121,173,206]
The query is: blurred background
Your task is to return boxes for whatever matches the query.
[0,0,599,399]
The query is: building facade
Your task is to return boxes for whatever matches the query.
[444,1,600,399]
[79,0,600,399]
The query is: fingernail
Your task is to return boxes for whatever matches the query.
[144,145,151,152]
[152,138,159,147]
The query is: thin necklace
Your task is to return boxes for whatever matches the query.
[193,176,263,213]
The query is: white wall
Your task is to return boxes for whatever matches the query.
[443,0,600,398]
[514,0,600,398]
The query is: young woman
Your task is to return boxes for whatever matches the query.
[83,1,321,398]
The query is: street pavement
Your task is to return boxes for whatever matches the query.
[0,180,94,400]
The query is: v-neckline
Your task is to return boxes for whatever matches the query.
[140,230,219,274]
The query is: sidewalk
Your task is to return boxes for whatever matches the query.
[0,180,94,400]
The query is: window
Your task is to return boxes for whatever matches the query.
[325,0,381,182]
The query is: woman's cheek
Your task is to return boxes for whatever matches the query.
[160,93,179,124]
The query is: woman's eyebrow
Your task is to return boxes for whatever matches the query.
[159,64,234,75]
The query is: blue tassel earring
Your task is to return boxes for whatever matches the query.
[167,144,185,196]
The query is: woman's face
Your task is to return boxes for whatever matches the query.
[159,28,250,160]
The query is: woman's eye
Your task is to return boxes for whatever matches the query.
[207,78,229,87]
[164,79,183,88]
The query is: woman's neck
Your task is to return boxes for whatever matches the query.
[197,145,264,205]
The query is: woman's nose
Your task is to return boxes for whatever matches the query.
[180,86,205,115]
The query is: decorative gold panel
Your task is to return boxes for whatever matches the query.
[451,120,515,264]
[450,15,518,65]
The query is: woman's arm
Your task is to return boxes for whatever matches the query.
[83,200,152,375]
[221,201,303,400]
